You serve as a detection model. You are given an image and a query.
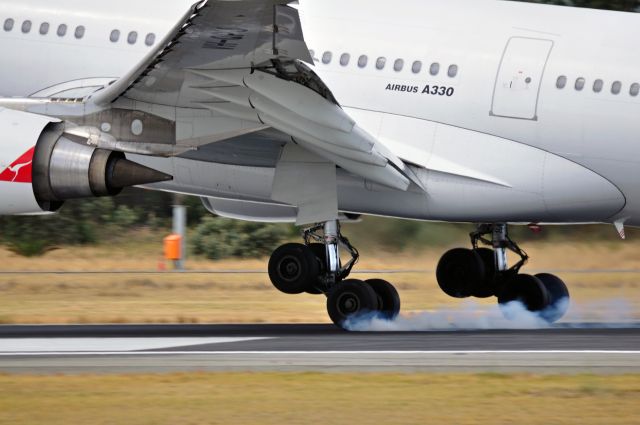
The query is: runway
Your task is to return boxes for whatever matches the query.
[0,324,639,374]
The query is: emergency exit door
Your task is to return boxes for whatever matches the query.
[491,37,553,120]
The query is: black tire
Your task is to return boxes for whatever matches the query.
[536,273,570,323]
[472,248,497,298]
[268,243,319,295]
[306,243,327,294]
[498,274,550,314]
[436,248,486,299]
[327,279,380,328]
[366,279,401,320]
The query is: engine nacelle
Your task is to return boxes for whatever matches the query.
[0,108,172,215]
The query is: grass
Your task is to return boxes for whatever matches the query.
[0,372,639,425]
[0,240,639,324]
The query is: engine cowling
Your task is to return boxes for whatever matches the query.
[0,108,172,215]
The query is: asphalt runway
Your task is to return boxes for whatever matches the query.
[0,324,639,374]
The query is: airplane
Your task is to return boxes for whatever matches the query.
[0,0,638,329]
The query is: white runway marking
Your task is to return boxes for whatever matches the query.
[0,337,270,353]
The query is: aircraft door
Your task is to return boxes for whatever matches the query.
[491,37,553,120]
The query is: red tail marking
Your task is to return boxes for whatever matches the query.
[0,147,35,183]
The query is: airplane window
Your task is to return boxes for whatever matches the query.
[630,83,640,97]
[57,24,67,37]
[340,53,350,66]
[127,31,138,44]
[593,79,604,93]
[448,64,458,78]
[322,51,332,64]
[376,57,386,70]
[75,26,85,39]
[412,61,422,74]
[39,22,49,35]
[357,55,368,68]
[110,29,120,42]
[611,81,622,95]
[575,77,585,91]
[21,20,31,34]
[145,33,156,46]
[3,18,14,32]
[556,76,567,89]
[394,59,404,72]
[430,63,440,76]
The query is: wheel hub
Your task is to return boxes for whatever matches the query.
[278,255,302,282]
[336,292,359,315]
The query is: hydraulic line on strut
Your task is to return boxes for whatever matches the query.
[470,223,529,274]
[303,222,360,284]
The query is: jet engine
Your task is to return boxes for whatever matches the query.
[0,108,172,215]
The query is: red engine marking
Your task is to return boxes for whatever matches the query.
[0,147,35,183]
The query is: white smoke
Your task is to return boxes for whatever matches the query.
[343,298,636,332]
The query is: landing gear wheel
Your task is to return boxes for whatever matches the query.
[498,274,550,316]
[365,279,401,320]
[268,243,319,295]
[436,248,486,298]
[306,243,327,294]
[536,273,570,323]
[472,248,497,298]
[327,279,379,328]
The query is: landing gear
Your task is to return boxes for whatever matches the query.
[436,223,570,323]
[268,220,402,329]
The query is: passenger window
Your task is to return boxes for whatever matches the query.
[630,83,640,97]
[376,57,386,70]
[556,76,567,89]
[74,26,85,39]
[21,20,31,34]
[394,59,404,72]
[430,62,440,76]
[127,31,138,44]
[340,53,350,67]
[145,33,156,46]
[448,64,458,78]
[412,61,422,74]
[57,24,67,37]
[357,55,368,68]
[593,79,604,93]
[321,51,332,64]
[39,22,49,35]
[3,18,14,32]
[611,81,622,95]
[110,29,120,42]
[575,77,585,91]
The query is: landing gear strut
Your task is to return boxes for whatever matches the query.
[436,223,570,323]
[268,220,401,329]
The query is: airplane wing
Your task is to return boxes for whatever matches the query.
[88,0,421,191]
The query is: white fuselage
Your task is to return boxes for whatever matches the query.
[2,0,640,224]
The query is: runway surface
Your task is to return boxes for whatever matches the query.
[0,324,639,374]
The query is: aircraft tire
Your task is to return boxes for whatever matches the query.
[268,243,319,295]
[365,278,401,320]
[498,274,550,316]
[472,248,498,298]
[436,248,486,298]
[536,273,570,323]
[327,279,379,328]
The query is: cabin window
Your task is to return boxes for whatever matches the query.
[630,83,640,97]
[127,31,138,44]
[394,59,404,72]
[611,81,622,95]
[110,29,120,42]
[145,33,156,46]
[39,22,49,35]
[21,20,31,34]
[430,62,440,76]
[575,77,585,91]
[593,79,604,93]
[57,24,67,37]
[448,64,458,78]
[556,76,567,89]
[412,61,422,74]
[340,53,350,66]
[357,55,368,68]
[3,18,14,32]
[321,51,332,64]
[74,26,85,39]
[376,57,386,70]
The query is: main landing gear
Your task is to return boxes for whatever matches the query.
[436,224,570,323]
[268,220,401,329]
